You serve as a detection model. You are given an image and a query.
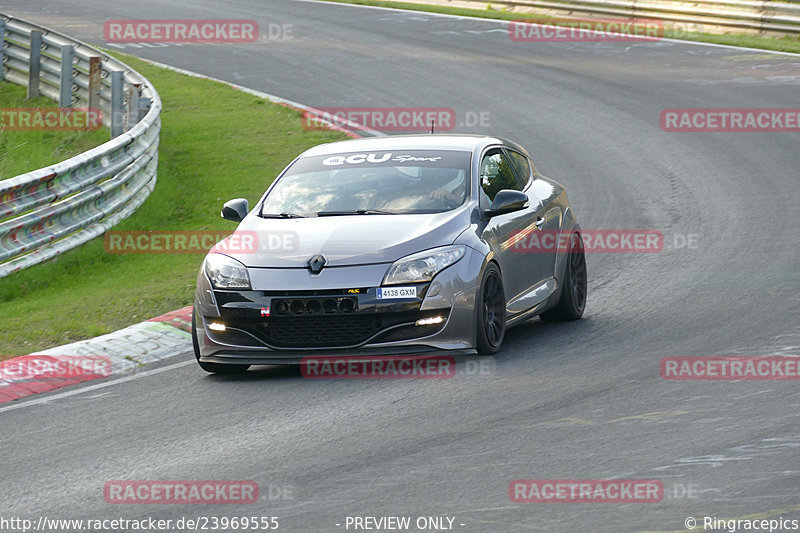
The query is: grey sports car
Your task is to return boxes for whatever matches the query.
[192,134,586,373]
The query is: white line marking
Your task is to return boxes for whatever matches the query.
[294,0,800,57]
[0,359,194,415]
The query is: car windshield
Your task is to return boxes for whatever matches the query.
[260,150,471,216]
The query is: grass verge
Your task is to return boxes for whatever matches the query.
[319,0,800,54]
[0,52,347,358]
[0,83,109,179]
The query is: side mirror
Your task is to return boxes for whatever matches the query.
[485,190,528,218]
[221,198,249,223]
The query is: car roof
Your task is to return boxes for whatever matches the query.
[298,134,528,158]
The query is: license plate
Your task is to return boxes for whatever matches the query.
[376,286,417,299]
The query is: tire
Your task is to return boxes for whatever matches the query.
[476,262,506,355]
[540,231,587,322]
[192,307,250,374]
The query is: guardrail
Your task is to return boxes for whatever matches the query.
[0,14,161,278]
[392,0,800,36]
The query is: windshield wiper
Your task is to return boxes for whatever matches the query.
[260,212,306,218]
[316,209,394,217]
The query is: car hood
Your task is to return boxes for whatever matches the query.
[221,209,471,268]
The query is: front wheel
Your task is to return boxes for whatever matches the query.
[476,263,506,355]
[192,307,250,374]
[540,232,587,322]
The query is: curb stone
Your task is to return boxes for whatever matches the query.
[0,307,193,404]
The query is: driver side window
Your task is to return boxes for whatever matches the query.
[480,149,521,203]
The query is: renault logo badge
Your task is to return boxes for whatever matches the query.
[307,254,327,274]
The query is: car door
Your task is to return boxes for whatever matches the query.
[505,148,561,290]
[478,147,552,316]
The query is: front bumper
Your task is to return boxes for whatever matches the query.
[194,251,484,364]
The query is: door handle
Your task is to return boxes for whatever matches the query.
[535,216,545,227]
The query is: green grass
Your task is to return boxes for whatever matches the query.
[0,53,347,358]
[0,83,109,179]
[320,0,800,54]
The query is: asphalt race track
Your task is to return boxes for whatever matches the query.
[1,1,799,531]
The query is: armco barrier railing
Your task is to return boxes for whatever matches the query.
[387,0,800,35]
[0,14,161,278]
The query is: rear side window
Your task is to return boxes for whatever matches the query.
[479,149,522,202]
[507,150,532,186]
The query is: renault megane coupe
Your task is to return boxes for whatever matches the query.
[192,134,586,373]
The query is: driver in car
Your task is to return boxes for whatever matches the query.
[419,167,465,208]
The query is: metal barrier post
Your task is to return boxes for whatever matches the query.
[27,30,42,98]
[138,96,153,122]
[125,83,141,131]
[110,70,124,138]
[87,56,101,113]
[59,44,74,107]
[0,20,6,82]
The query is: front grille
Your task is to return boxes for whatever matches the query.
[261,315,378,347]
[221,310,446,348]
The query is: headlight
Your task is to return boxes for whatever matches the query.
[204,254,251,289]
[383,245,466,285]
